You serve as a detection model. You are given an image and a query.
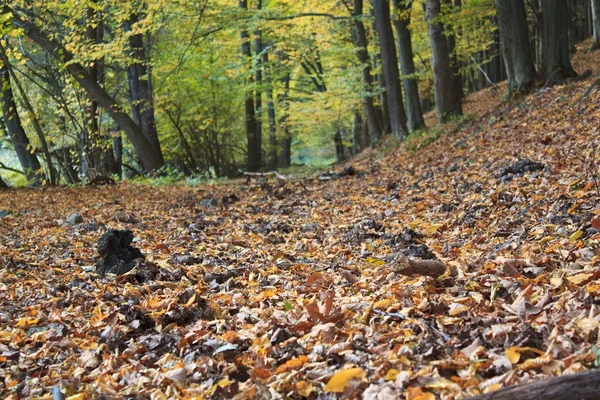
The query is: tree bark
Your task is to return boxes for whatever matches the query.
[9,7,164,172]
[467,369,600,400]
[0,65,42,185]
[495,0,536,92]
[351,0,383,142]
[263,50,278,171]
[426,0,463,123]
[392,0,425,132]
[240,0,261,172]
[591,0,600,50]
[254,0,263,160]
[541,0,578,83]
[123,13,162,159]
[279,70,291,169]
[372,0,408,139]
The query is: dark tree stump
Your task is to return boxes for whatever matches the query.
[96,229,144,275]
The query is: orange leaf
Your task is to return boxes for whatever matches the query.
[276,355,308,374]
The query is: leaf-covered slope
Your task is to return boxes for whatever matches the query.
[2,72,600,398]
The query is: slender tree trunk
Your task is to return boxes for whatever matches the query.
[123,13,162,161]
[372,0,408,139]
[254,0,263,162]
[279,70,291,169]
[351,0,384,142]
[263,51,278,171]
[541,0,578,83]
[0,65,42,185]
[0,42,56,185]
[370,10,392,135]
[353,110,365,153]
[0,174,7,188]
[392,0,425,132]
[426,0,462,123]
[240,0,261,171]
[591,0,600,50]
[446,0,463,101]
[10,7,163,171]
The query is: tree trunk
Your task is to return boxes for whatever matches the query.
[426,0,463,123]
[0,65,42,185]
[351,0,384,142]
[541,0,578,83]
[279,70,291,169]
[240,0,261,172]
[392,0,425,132]
[255,0,263,160]
[495,0,536,92]
[10,7,164,172]
[591,0,600,50]
[372,0,408,139]
[123,13,162,160]
[0,42,56,185]
[263,51,278,171]
[369,10,392,135]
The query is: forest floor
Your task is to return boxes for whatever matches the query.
[2,45,600,399]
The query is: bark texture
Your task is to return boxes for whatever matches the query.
[240,0,261,172]
[495,0,536,92]
[372,0,408,138]
[541,0,577,82]
[392,0,425,131]
[0,66,42,184]
[426,0,462,123]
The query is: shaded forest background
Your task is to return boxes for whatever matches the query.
[0,0,597,186]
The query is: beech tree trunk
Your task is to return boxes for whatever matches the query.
[541,0,577,82]
[10,7,163,172]
[124,13,162,160]
[254,0,263,161]
[591,0,600,50]
[495,0,536,92]
[351,0,383,143]
[0,65,42,185]
[372,0,408,139]
[392,0,425,132]
[263,51,278,171]
[279,67,291,169]
[240,0,261,172]
[426,0,462,123]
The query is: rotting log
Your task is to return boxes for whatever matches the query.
[467,369,600,400]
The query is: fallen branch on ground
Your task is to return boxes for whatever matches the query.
[244,171,287,181]
[467,369,600,400]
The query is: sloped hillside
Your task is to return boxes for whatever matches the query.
[1,52,600,398]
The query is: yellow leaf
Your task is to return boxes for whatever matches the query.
[324,367,365,393]
[366,257,385,266]
[374,298,393,309]
[384,368,399,381]
[505,346,545,364]
[185,293,196,307]
[505,346,521,364]
[569,230,584,242]
[566,272,594,285]
[16,317,39,327]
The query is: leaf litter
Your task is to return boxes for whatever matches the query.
[2,68,600,399]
